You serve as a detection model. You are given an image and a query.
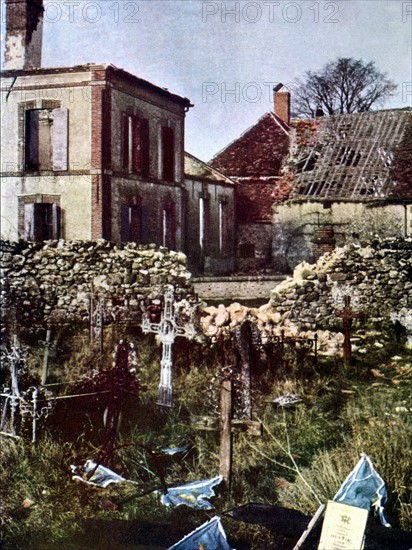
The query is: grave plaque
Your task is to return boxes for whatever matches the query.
[318,501,368,550]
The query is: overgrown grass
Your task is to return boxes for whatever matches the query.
[1,323,411,548]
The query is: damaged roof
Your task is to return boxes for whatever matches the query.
[185,152,235,186]
[290,109,412,200]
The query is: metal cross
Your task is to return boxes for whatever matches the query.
[0,338,54,442]
[141,285,196,407]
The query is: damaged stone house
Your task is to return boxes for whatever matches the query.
[211,81,412,273]
[0,0,235,275]
[184,153,235,274]
[273,108,412,271]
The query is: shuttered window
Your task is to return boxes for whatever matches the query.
[52,108,69,170]
[139,118,150,177]
[25,108,68,171]
[123,114,150,177]
[122,113,133,172]
[24,203,61,241]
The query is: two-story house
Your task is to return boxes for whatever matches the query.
[1,0,236,275]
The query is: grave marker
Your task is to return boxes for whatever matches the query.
[142,285,196,407]
[318,501,368,550]
[195,378,262,486]
[336,295,364,364]
[89,294,105,352]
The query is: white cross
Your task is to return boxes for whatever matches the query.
[141,285,196,407]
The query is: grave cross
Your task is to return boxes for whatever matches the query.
[194,378,262,487]
[141,285,196,408]
[1,338,54,442]
[89,294,105,352]
[0,336,23,437]
[336,295,364,365]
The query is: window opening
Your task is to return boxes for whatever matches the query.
[219,200,229,256]
[162,126,175,182]
[25,108,68,171]
[24,202,61,241]
[162,203,176,249]
[199,197,204,250]
[121,204,141,243]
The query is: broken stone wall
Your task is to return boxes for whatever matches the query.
[269,237,411,331]
[0,239,195,331]
[199,238,411,355]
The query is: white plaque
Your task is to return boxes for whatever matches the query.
[318,501,368,550]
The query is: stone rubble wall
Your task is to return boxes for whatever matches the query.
[193,274,285,302]
[199,238,412,355]
[0,239,196,329]
[269,238,411,330]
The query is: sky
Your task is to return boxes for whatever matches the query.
[1,0,411,161]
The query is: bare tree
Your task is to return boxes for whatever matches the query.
[293,58,397,117]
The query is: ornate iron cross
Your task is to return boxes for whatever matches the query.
[141,285,196,407]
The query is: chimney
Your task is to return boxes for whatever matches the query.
[4,0,44,70]
[273,83,290,126]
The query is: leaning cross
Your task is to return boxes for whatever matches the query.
[336,295,364,365]
[194,378,262,487]
[142,285,196,408]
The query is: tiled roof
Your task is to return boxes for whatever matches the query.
[290,109,412,200]
[210,112,290,177]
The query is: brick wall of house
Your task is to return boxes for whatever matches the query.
[110,177,183,248]
[210,113,289,177]
[109,73,186,183]
[210,112,290,272]
[235,178,279,222]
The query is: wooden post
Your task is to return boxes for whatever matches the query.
[195,378,261,490]
[336,296,364,366]
[235,323,252,419]
[293,504,326,550]
[219,379,233,485]
[41,327,51,386]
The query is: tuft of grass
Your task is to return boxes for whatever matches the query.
[277,385,412,530]
[0,436,101,549]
